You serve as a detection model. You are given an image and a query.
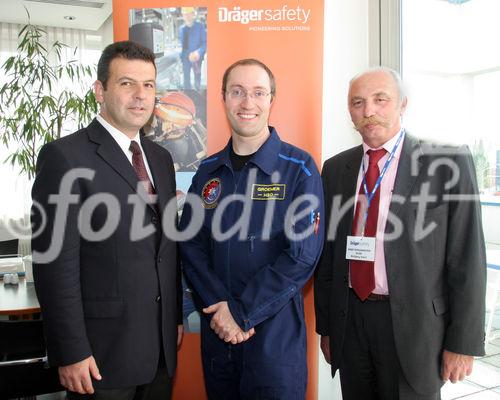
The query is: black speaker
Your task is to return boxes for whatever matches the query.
[129,22,164,58]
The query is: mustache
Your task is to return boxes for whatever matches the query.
[356,116,389,129]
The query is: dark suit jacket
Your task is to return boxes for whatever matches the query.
[31,119,182,389]
[315,133,486,395]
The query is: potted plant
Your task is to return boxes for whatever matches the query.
[0,20,98,178]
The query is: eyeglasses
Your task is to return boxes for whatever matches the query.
[225,88,271,101]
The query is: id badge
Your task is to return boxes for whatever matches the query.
[346,236,376,262]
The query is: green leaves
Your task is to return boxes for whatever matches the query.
[471,140,490,192]
[0,21,97,178]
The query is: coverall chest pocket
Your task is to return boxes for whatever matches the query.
[247,229,285,271]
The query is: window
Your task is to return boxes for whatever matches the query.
[400,0,500,245]
[0,22,104,240]
[399,0,500,397]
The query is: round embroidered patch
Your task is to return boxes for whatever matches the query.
[202,178,221,208]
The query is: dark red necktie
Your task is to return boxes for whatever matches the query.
[129,140,156,196]
[350,148,387,301]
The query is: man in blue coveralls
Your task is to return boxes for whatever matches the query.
[178,59,324,399]
[179,7,206,90]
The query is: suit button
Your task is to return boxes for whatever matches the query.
[343,276,348,283]
[156,295,161,303]
[152,216,158,224]
[158,257,162,263]
[340,310,346,317]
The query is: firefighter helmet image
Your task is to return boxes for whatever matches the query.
[151,91,207,171]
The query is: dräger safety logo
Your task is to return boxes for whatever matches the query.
[218,5,311,25]
[251,184,286,200]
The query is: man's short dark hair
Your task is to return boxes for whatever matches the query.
[97,41,156,89]
[221,58,276,101]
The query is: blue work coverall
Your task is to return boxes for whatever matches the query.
[179,128,324,399]
[178,21,206,90]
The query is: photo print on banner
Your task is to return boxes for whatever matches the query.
[128,6,208,332]
[129,6,207,173]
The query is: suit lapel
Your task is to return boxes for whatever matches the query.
[88,119,139,190]
[388,133,423,218]
[141,136,171,216]
[142,136,177,255]
[342,145,363,223]
[87,119,156,213]
[337,137,423,227]
[325,145,362,268]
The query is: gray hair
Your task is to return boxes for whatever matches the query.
[349,66,406,103]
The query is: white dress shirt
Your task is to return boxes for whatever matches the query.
[352,129,405,295]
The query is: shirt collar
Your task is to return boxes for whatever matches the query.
[96,114,141,155]
[205,126,282,175]
[362,128,405,161]
[247,127,281,175]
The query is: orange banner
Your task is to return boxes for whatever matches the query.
[113,1,324,398]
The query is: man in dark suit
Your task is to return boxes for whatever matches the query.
[31,41,182,399]
[315,67,486,399]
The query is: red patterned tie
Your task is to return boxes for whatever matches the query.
[129,140,156,196]
[350,148,387,301]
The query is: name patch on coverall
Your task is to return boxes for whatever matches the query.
[251,184,286,200]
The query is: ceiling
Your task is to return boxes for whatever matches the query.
[0,0,112,31]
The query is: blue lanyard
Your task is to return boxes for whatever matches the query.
[359,130,405,236]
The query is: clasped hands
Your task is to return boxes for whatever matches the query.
[203,301,255,344]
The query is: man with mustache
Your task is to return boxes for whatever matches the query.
[32,41,182,399]
[315,67,486,399]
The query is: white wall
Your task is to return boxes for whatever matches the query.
[321,0,369,165]
[482,203,500,248]
[319,1,371,399]
[100,14,114,47]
